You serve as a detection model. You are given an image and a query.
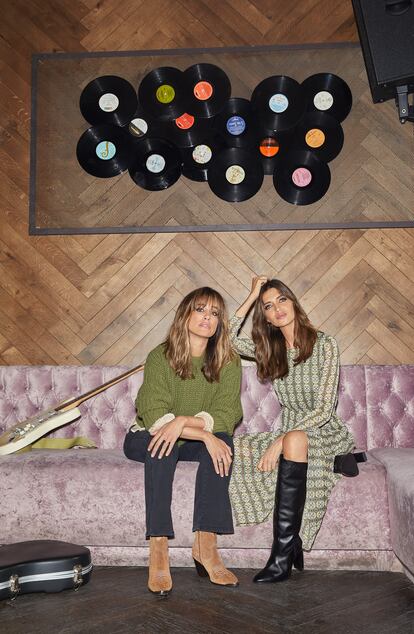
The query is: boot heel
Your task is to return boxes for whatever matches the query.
[193,558,208,577]
[293,550,304,571]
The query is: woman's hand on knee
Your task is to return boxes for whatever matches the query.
[257,436,283,473]
[148,417,186,458]
[204,434,233,477]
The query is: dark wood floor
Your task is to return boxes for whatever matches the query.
[1,567,413,634]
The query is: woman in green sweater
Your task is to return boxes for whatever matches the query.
[124,287,242,596]
[229,277,355,583]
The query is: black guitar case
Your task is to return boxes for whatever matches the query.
[0,540,92,600]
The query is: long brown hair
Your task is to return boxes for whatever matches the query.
[252,279,318,381]
[165,287,237,382]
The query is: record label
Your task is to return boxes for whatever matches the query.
[156,84,175,104]
[314,90,334,111]
[226,116,246,135]
[292,167,312,187]
[194,81,213,100]
[305,128,325,148]
[175,113,194,129]
[146,154,166,173]
[269,93,289,113]
[192,144,212,164]
[96,141,116,160]
[129,118,149,137]
[225,165,245,185]
[260,137,280,158]
[99,93,119,112]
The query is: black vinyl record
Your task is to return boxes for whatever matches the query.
[138,67,186,121]
[251,75,306,131]
[76,124,133,178]
[79,75,138,127]
[181,135,225,182]
[255,127,296,175]
[158,112,214,148]
[127,103,158,142]
[274,150,331,205]
[128,137,181,190]
[214,98,258,148]
[302,73,352,122]
[207,147,264,202]
[183,63,231,118]
[293,112,344,163]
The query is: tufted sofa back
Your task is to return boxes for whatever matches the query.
[0,364,413,450]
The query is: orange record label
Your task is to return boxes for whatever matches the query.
[260,137,280,158]
[156,84,175,104]
[175,113,195,129]
[194,81,213,101]
[305,128,325,148]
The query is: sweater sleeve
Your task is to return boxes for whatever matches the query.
[229,315,256,358]
[135,346,173,430]
[209,357,243,435]
[288,335,341,433]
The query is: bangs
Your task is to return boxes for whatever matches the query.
[191,288,225,316]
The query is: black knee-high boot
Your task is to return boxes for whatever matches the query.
[253,456,308,583]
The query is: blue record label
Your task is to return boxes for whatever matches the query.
[226,115,246,136]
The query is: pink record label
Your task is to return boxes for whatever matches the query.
[292,167,312,187]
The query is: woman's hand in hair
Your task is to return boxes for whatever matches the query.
[257,436,284,472]
[204,434,233,477]
[148,417,187,458]
[235,276,268,319]
[250,276,268,299]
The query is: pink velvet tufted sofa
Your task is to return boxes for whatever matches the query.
[0,364,413,580]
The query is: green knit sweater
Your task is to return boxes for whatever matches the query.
[136,344,243,436]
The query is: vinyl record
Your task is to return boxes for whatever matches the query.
[128,137,181,190]
[157,112,214,148]
[76,125,134,178]
[302,73,352,122]
[183,63,231,118]
[79,76,138,127]
[207,147,264,202]
[255,127,296,175]
[138,67,186,121]
[181,135,225,182]
[292,112,344,162]
[127,103,158,142]
[274,150,331,205]
[251,75,306,131]
[214,98,258,148]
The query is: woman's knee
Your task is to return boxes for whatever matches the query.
[282,430,308,458]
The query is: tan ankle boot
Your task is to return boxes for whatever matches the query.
[148,537,172,596]
[192,531,238,587]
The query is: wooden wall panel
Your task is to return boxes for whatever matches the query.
[0,0,413,366]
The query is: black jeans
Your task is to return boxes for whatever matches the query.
[123,430,234,539]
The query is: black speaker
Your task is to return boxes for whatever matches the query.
[352,0,414,103]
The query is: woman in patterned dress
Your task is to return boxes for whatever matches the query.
[229,277,355,583]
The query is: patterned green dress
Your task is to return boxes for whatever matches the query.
[229,315,354,550]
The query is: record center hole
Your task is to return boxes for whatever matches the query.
[292,167,312,187]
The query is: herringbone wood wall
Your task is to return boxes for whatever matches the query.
[1,0,413,367]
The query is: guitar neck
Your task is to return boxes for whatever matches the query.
[56,364,145,412]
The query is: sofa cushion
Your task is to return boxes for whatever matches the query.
[0,449,391,552]
[369,448,414,575]
[222,456,391,551]
[366,366,414,449]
